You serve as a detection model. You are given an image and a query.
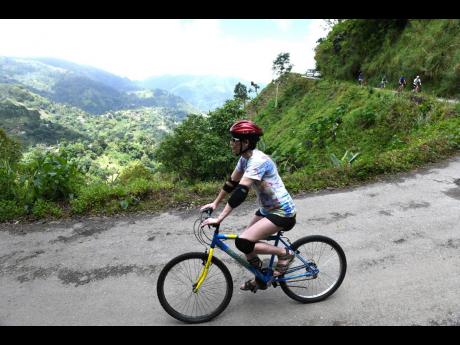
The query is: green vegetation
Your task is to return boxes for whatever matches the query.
[5,72,457,223]
[1,20,459,223]
[315,19,460,97]
[249,74,460,192]
[0,56,197,115]
[155,99,245,181]
[0,83,186,177]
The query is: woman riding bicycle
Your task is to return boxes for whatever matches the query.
[200,119,297,291]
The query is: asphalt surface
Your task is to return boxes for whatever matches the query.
[1,154,460,326]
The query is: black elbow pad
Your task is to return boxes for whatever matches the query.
[228,184,249,208]
[222,177,238,193]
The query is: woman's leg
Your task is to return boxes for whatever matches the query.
[246,213,264,229]
[239,217,286,259]
[238,218,295,289]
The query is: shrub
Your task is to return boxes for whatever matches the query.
[0,160,19,200]
[118,161,154,183]
[70,182,122,214]
[0,128,22,164]
[352,107,377,128]
[123,178,153,198]
[0,200,26,222]
[31,199,62,218]
[21,148,84,203]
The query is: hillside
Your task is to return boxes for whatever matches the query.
[0,56,197,115]
[314,19,460,98]
[1,71,459,222]
[33,57,137,92]
[245,73,460,191]
[0,84,89,145]
[0,83,184,176]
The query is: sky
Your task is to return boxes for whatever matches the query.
[0,19,331,84]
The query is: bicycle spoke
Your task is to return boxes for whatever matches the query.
[281,236,346,301]
[160,255,231,321]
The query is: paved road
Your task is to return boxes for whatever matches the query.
[1,155,460,325]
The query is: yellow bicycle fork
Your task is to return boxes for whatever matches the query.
[193,248,214,293]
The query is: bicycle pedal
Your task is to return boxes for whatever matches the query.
[255,278,268,290]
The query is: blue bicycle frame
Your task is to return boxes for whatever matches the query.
[193,228,320,292]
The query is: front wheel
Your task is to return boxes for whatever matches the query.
[156,252,233,323]
[280,235,347,303]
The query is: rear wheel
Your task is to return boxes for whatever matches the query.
[156,252,233,323]
[280,235,346,303]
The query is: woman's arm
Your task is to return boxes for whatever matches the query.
[200,168,244,211]
[201,176,254,226]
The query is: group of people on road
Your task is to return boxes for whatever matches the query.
[357,71,422,92]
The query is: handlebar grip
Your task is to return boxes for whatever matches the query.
[202,207,213,216]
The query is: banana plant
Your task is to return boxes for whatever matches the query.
[330,150,360,169]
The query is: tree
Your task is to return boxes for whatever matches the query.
[323,19,345,31]
[233,82,249,108]
[155,100,245,181]
[250,81,260,96]
[272,52,293,108]
[249,81,261,115]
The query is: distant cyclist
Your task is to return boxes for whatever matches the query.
[358,71,364,86]
[413,75,422,92]
[397,76,407,92]
[380,75,388,88]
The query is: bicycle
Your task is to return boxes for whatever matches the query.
[397,83,406,93]
[156,208,347,324]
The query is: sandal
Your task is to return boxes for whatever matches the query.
[247,256,262,271]
[240,256,262,292]
[240,279,257,291]
[274,248,295,276]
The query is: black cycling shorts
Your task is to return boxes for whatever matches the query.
[255,209,296,231]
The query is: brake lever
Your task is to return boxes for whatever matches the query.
[200,208,219,231]
[202,207,213,217]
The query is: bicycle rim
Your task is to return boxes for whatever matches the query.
[157,252,233,323]
[280,235,346,303]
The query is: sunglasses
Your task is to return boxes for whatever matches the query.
[230,137,241,143]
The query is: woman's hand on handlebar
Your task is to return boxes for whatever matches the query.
[200,217,220,228]
[200,202,217,212]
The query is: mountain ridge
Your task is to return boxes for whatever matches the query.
[137,74,266,112]
[0,56,198,115]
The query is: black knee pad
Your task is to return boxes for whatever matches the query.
[235,237,256,254]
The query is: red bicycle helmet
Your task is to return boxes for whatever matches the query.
[229,120,263,137]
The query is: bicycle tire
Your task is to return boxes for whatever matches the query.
[156,252,233,324]
[280,235,347,303]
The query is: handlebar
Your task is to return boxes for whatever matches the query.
[202,207,213,217]
[194,208,219,246]
[200,207,220,231]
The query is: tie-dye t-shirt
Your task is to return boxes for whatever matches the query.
[236,149,296,217]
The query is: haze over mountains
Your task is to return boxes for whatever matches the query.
[137,74,264,113]
[0,56,196,116]
[0,55,263,166]
[0,56,260,114]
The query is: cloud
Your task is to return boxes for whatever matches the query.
[271,19,293,32]
[0,19,332,84]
